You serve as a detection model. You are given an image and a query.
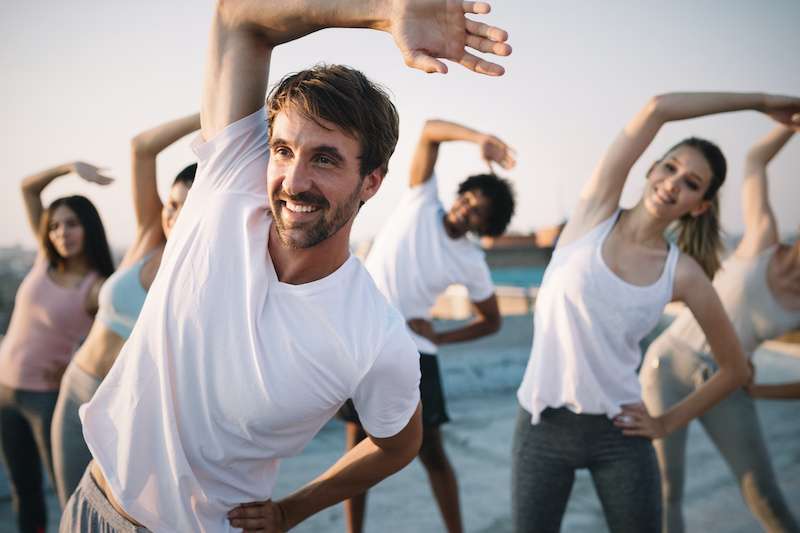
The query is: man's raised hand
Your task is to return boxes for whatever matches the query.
[386,0,511,76]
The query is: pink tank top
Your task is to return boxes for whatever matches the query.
[0,256,98,391]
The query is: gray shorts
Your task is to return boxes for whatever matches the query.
[59,466,150,532]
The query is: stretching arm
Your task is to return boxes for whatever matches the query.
[228,406,422,531]
[410,119,515,187]
[202,0,511,140]
[560,92,800,247]
[20,162,113,237]
[408,294,501,344]
[130,113,201,237]
[618,255,751,438]
[736,125,796,257]
[747,382,800,400]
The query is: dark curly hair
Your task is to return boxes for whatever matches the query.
[457,174,515,237]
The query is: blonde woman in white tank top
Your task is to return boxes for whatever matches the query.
[512,93,800,533]
[641,124,800,533]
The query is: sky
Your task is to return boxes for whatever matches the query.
[1,0,799,252]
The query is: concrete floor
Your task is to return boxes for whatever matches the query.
[2,315,798,532]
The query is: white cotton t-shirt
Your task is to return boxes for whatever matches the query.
[364,176,495,354]
[517,210,680,423]
[80,108,421,533]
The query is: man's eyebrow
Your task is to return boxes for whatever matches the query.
[313,145,345,162]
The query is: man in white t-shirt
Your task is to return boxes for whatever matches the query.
[340,120,516,533]
[58,2,512,532]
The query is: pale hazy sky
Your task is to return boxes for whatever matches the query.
[2,1,799,251]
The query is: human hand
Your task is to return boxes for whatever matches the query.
[480,134,516,173]
[407,318,439,344]
[71,162,114,185]
[386,0,511,76]
[761,94,800,128]
[613,403,667,440]
[228,500,286,533]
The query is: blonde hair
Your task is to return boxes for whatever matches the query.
[672,196,723,278]
[662,137,727,279]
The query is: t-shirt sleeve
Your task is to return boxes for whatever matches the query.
[405,173,441,208]
[462,252,495,303]
[189,107,269,196]
[351,318,421,439]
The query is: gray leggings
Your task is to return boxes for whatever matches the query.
[512,406,661,533]
[52,360,102,507]
[641,336,799,533]
[0,383,58,533]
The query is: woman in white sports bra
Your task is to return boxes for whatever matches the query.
[50,112,200,506]
[641,123,800,533]
[513,92,800,533]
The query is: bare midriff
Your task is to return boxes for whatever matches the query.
[73,320,127,379]
[90,461,144,527]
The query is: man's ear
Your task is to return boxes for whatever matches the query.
[360,168,385,203]
[689,199,711,218]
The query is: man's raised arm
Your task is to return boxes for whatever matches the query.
[201,0,512,140]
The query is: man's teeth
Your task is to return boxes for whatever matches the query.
[285,201,319,213]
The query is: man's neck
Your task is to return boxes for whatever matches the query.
[267,223,351,285]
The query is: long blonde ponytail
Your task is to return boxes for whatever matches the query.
[663,137,727,279]
[673,196,723,278]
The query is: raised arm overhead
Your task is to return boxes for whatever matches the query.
[560,93,800,247]
[201,0,512,140]
[409,119,516,187]
[737,123,798,257]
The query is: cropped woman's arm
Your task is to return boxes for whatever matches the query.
[20,162,113,237]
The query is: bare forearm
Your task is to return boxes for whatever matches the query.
[435,316,500,345]
[21,163,75,234]
[21,163,74,194]
[422,120,485,145]
[650,92,765,123]
[131,113,202,156]
[659,369,745,435]
[746,126,795,167]
[749,382,800,400]
[219,0,390,45]
[277,424,418,529]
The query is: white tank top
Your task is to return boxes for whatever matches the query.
[517,210,680,423]
[664,245,800,358]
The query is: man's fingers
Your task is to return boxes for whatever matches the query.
[462,1,491,15]
[465,20,509,43]
[465,35,511,56]
[229,504,265,517]
[405,51,447,74]
[459,51,504,76]
[229,517,265,528]
[622,428,652,438]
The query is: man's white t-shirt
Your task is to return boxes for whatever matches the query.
[80,109,421,533]
[365,176,495,354]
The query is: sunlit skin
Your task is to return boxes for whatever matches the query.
[267,109,382,251]
[161,182,190,238]
[48,205,85,259]
[443,189,492,238]
[642,145,714,222]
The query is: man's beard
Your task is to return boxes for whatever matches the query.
[271,184,361,249]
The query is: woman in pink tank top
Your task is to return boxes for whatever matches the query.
[0,162,114,533]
